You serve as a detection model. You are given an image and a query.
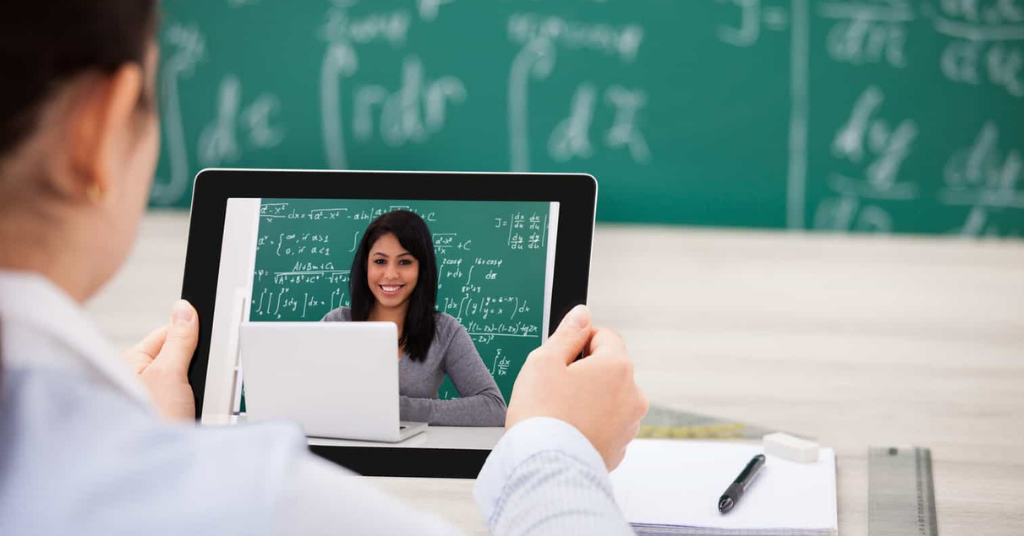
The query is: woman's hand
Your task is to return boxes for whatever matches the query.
[504,305,649,471]
[122,300,199,422]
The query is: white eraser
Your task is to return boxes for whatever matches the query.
[763,432,820,463]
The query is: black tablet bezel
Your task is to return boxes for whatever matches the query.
[182,169,596,478]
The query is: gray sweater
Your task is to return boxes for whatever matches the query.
[321,307,507,427]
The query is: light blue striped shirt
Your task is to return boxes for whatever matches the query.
[0,272,633,535]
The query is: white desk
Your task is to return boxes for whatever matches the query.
[308,426,505,450]
[204,414,505,450]
[90,213,1024,536]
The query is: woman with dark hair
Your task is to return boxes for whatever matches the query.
[0,1,646,533]
[322,210,507,427]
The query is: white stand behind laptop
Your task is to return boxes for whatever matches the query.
[239,322,428,442]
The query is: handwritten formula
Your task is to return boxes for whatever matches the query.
[249,198,553,402]
[154,0,1022,237]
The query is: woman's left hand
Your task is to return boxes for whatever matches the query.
[122,300,199,422]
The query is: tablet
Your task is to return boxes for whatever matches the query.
[182,169,596,478]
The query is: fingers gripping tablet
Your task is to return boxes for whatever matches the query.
[182,170,596,477]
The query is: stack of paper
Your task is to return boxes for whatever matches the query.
[610,440,837,536]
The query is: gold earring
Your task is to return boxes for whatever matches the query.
[86,183,105,204]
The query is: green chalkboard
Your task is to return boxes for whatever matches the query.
[154,1,1023,237]
[248,198,553,403]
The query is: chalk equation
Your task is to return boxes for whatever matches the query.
[718,0,1022,236]
[198,74,284,167]
[717,0,791,48]
[942,121,1023,235]
[319,6,466,168]
[508,12,651,171]
[152,23,205,205]
[154,1,1022,238]
[249,199,552,399]
[936,0,1024,98]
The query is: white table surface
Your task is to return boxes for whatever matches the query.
[204,414,506,450]
[308,426,506,450]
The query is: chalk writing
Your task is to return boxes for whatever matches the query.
[944,122,1023,195]
[152,23,205,205]
[815,83,917,233]
[820,1,911,68]
[508,13,644,63]
[319,7,413,168]
[352,57,466,147]
[250,199,553,402]
[154,1,1024,239]
[941,121,1024,235]
[548,83,597,162]
[605,86,651,163]
[198,75,284,167]
[418,0,456,22]
[718,0,790,48]
[508,12,651,171]
[709,0,1024,235]
[509,38,556,172]
[320,7,411,46]
[830,85,919,200]
[493,212,548,250]
[547,84,650,164]
[813,195,894,232]
[489,349,512,376]
[936,0,1024,96]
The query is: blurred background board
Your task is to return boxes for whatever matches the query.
[153,0,1024,236]
[249,198,553,402]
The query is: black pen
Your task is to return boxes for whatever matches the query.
[718,454,766,514]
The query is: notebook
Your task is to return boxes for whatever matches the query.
[610,440,837,536]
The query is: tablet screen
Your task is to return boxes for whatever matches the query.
[201,196,560,449]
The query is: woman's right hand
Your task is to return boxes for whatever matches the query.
[122,300,200,422]
[504,305,649,471]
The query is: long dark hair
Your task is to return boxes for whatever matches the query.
[0,1,158,160]
[350,210,438,362]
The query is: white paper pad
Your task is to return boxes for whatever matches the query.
[610,440,837,535]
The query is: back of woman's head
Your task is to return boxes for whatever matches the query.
[0,1,158,166]
[350,210,439,361]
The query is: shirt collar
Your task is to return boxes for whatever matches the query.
[0,270,154,410]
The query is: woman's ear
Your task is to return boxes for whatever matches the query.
[66,64,145,202]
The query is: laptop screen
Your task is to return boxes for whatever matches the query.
[201,197,560,449]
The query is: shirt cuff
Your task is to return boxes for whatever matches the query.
[473,417,606,520]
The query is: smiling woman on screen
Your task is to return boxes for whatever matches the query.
[322,210,507,427]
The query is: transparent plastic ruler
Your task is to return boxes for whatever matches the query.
[869,447,939,536]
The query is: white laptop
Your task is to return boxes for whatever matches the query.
[238,322,428,442]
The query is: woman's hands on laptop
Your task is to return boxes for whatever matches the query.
[505,305,649,471]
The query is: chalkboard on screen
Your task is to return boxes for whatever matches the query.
[249,198,554,403]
